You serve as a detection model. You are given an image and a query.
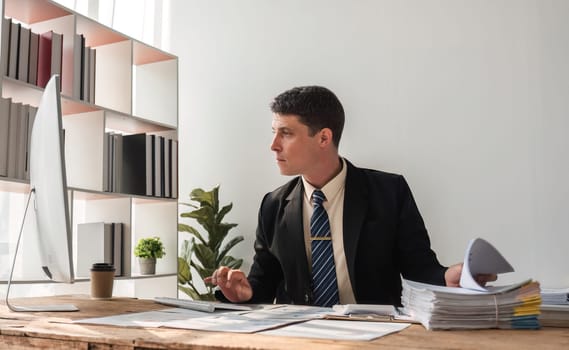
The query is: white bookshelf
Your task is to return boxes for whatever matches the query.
[0,0,178,299]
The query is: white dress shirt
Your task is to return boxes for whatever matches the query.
[301,158,356,304]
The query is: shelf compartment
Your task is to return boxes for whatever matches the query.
[133,57,178,128]
[4,0,71,25]
[1,77,99,114]
[0,178,30,193]
[132,200,177,276]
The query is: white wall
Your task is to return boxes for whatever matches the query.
[167,0,569,288]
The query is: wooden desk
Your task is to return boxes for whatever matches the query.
[1,295,568,349]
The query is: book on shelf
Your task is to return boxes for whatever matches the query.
[401,238,541,330]
[76,222,114,278]
[112,133,123,193]
[160,136,166,196]
[15,103,29,179]
[76,222,124,278]
[76,44,96,102]
[24,106,38,180]
[8,21,20,79]
[82,44,90,101]
[2,17,40,85]
[171,139,178,198]
[0,98,11,177]
[103,132,176,197]
[28,31,39,85]
[121,133,149,196]
[6,101,21,178]
[17,26,30,82]
[36,30,51,87]
[112,223,123,276]
[72,33,83,100]
[121,222,131,277]
[1,17,11,76]
[1,100,38,180]
[118,133,178,198]
[164,138,171,198]
[50,31,63,86]
[37,30,63,88]
[89,47,96,103]
[154,135,163,197]
[102,131,109,191]
[104,132,114,192]
[146,134,154,196]
[28,32,40,85]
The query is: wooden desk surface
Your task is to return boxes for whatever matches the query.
[1,295,568,350]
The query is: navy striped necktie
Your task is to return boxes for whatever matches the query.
[310,190,339,307]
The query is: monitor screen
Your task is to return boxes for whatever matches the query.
[29,74,74,283]
[6,75,78,312]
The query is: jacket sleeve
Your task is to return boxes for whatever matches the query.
[245,193,284,303]
[395,175,447,285]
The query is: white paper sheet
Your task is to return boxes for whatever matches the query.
[332,304,396,315]
[74,304,332,333]
[163,313,301,333]
[459,237,514,291]
[74,307,208,327]
[261,319,410,340]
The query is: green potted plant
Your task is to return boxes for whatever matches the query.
[134,236,166,275]
[178,185,244,300]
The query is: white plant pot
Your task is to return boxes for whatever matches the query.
[138,257,157,275]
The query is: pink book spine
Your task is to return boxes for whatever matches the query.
[36,31,53,88]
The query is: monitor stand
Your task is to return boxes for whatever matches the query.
[5,189,78,312]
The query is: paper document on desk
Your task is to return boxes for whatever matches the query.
[401,238,541,330]
[261,319,411,341]
[163,304,332,332]
[332,304,396,315]
[75,307,210,328]
[401,278,541,330]
[327,304,417,323]
[541,287,569,305]
[76,304,334,333]
[242,304,332,320]
[459,237,514,291]
[540,304,569,327]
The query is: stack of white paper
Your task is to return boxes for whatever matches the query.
[540,304,569,327]
[401,278,541,330]
[541,288,569,305]
[539,287,569,327]
[401,238,541,330]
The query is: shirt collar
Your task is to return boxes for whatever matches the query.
[302,157,347,204]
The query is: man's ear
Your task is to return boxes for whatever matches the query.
[319,128,333,146]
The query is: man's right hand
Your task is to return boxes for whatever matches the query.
[204,266,253,303]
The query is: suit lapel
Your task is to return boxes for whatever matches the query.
[282,180,304,249]
[281,180,311,293]
[343,161,367,293]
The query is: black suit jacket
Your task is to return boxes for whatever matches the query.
[240,160,447,306]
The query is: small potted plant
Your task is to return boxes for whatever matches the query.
[134,236,166,275]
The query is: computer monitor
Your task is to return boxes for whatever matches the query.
[5,75,78,312]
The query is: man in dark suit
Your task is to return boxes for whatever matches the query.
[207,86,493,306]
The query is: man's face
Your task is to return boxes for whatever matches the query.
[270,113,321,176]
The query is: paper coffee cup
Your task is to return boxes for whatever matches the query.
[90,263,115,299]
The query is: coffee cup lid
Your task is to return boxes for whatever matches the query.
[91,263,116,271]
